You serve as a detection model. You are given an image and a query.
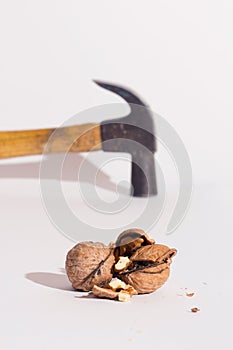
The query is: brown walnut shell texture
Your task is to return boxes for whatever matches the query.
[117,244,177,294]
[66,241,115,291]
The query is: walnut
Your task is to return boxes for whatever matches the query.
[65,241,115,291]
[115,228,155,259]
[65,228,177,300]
[116,244,177,294]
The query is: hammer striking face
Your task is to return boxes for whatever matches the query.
[0,81,157,197]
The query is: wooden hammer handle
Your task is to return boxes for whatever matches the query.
[0,123,102,159]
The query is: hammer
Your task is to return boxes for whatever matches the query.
[0,81,157,197]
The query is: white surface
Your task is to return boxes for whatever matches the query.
[0,1,233,349]
[1,180,233,349]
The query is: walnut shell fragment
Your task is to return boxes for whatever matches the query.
[115,228,155,259]
[116,244,177,294]
[65,241,115,291]
[191,307,200,313]
[92,279,137,302]
[92,285,118,300]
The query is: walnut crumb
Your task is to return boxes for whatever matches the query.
[191,307,200,313]
[118,291,131,302]
[186,292,195,297]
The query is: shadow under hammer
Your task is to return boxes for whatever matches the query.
[0,153,128,194]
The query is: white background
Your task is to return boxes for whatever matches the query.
[0,1,233,349]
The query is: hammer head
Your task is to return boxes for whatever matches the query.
[94,80,157,197]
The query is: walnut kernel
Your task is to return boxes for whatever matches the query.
[114,256,131,272]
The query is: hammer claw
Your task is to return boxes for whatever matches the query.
[93,80,147,106]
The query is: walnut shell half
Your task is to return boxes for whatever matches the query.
[65,241,115,291]
[117,244,177,294]
[115,228,155,259]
